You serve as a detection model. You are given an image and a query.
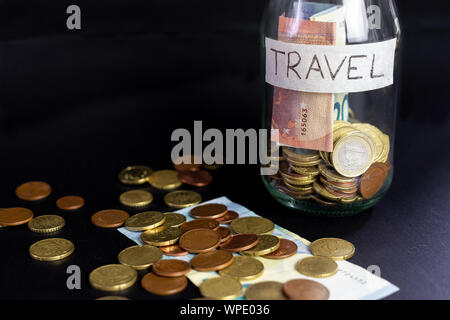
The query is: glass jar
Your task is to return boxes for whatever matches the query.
[261,0,401,216]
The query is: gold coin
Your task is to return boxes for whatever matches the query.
[118,166,153,185]
[296,256,338,278]
[352,123,385,162]
[310,238,355,260]
[96,296,129,300]
[141,226,182,246]
[283,176,317,186]
[118,245,163,270]
[162,213,187,228]
[313,182,340,202]
[119,190,153,207]
[219,256,264,281]
[333,127,358,144]
[380,134,390,163]
[285,157,322,167]
[163,190,202,209]
[230,217,274,235]
[28,215,65,233]
[318,163,357,184]
[29,238,74,261]
[289,165,320,176]
[148,170,182,190]
[199,276,242,300]
[333,120,352,131]
[282,148,320,162]
[242,235,280,256]
[89,264,137,292]
[283,181,313,193]
[125,211,165,232]
[245,281,287,300]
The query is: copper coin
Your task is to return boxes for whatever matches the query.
[180,218,219,233]
[190,203,228,220]
[216,210,239,224]
[56,195,85,210]
[179,229,221,253]
[173,155,201,172]
[160,244,189,257]
[217,226,232,243]
[262,239,298,259]
[152,259,191,277]
[283,279,330,300]
[0,207,34,226]
[15,181,51,201]
[141,272,187,296]
[220,234,259,252]
[360,162,389,199]
[91,209,129,228]
[190,250,234,272]
[178,170,213,187]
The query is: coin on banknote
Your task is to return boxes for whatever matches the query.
[360,162,389,199]
[90,264,137,291]
[219,256,264,281]
[245,281,287,300]
[190,250,234,272]
[141,226,182,246]
[125,211,165,231]
[118,166,153,185]
[220,234,259,252]
[160,244,189,257]
[283,279,330,300]
[0,207,34,226]
[352,123,385,163]
[190,203,228,220]
[296,256,338,278]
[162,213,187,228]
[180,218,219,233]
[119,190,153,207]
[118,245,163,270]
[16,181,52,201]
[217,226,232,243]
[28,215,65,233]
[310,238,355,260]
[241,235,280,256]
[262,239,298,260]
[152,259,191,277]
[141,272,187,296]
[179,229,221,254]
[199,276,242,300]
[148,170,182,190]
[163,190,202,209]
[29,238,74,261]
[230,217,274,235]
[216,210,239,224]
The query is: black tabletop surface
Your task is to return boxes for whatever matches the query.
[0,1,449,300]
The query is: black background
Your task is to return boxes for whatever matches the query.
[0,0,449,300]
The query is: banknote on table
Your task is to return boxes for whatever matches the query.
[119,196,399,300]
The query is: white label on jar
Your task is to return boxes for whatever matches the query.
[265,37,396,93]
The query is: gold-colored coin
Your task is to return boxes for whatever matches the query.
[283,176,317,186]
[333,127,358,144]
[289,165,320,176]
[318,163,357,184]
[125,211,165,232]
[89,264,137,292]
[310,238,355,260]
[340,195,359,204]
[242,235,280,256]
[199,276,242,300]
[162,213,187,228]
[333,120,352,131]
[118,245,163,270]
[285,157,322,167]
[119,190,153,207]
[245,281,287,300]
[28,215,65,233]
[296,256,338,278]
[148,170,182,190]
[282,148,320,162]
[230,217,274,235]
[379,134,390,163]
[283,181,313,193]
[313,182,340,202]
[163,190,202,209]
[219,256,264,281]
[352,123,385,163]
[118,166,153,185]
[29,238,74,261]
[141,226,182,246]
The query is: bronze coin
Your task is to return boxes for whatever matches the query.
[216,210,239,224]
[91,209,129,228]
[178,170,213,187]
[141,272,187,296]
[160,244,189,257]
[262,239,298,260]
[173,155,202,172]
[218,227,232,243]
[220,234,259,252]
[190,250,234,272]
[283,279,330,300]
[179,229,221,253]
[324,185,357,197]
[189,203,228,220]
[180,219,219,233]
[152,259,191,277]
[0,207,34,226]
[360,162,389,199]
[15,181,51,201]
[56,195,85,210]
[310,195,337,206]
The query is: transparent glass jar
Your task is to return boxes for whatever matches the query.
[261,0,401,216]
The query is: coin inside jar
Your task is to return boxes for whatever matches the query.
[91,209,129,228]
[215,210,239,224]
[124,211,165,231]
[0,207,34,226]
[360,162,389,199]
[180,218,219,233]
[56,195,85,210]
[152,259,191,277]
[179,229,221,253]
[189,203,228,220]
[220,234,259,252]
[262,239,298,260]
[160,244,189,257]
[118,165,153,185]
[141,226,182,247]
[28,215,65,233]
[178,169,213,187]
[141,272,187,296]
[15,181,52,201]
[118,245,163,270]
[283,279,330,300]
[119,190,153,207]
[190,250,234,272]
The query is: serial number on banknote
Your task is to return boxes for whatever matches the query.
[300,102,308,136]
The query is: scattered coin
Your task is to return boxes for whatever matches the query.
[141,272,187,296]
[141,226,182,246]
[89,264,137,291]
[283,279,330,300]
[163,190,202,209]
[162,213,187,228]
[178,170,213,187]
[56,195,85,210]
[96,296,129,300]
[219,256,264,281]
[310,238,355,261]
[190,250,234,272]
[28,215,65,233]
[296,256,338,278]
[202,164,223,170]
[91,209,130,228]
[180,218,219,233]
[230,216,274,235]
[152,259,191,277]
[262,239,298,260]
[241,235,280,256]
[160,244,189,257]
[360,162,389,199]
[118,166,153,185]
[245,281,287,300]
[217,226,232,243]
[125,211,165,231]
[215,210,239,224]
[173,155,202,172]
[119,190,153,207]
[220,234,259,252]
[179,229,221,253]
[15,181,52,201]
[199,276,242,300]
[189,203,228,220]
[118,245,163,270]
[29,238,74,261]
[0,207,34,226]
[148,170,182,190]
